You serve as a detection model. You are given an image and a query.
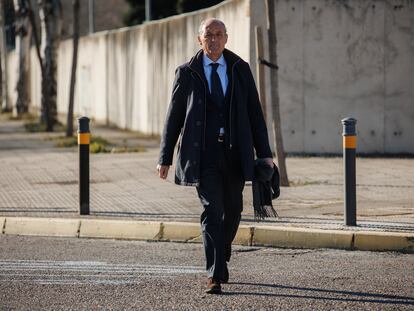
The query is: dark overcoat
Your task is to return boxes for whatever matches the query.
[158,49,272,186]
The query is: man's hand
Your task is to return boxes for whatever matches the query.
[263,157,274,168]
[157,164,170,179]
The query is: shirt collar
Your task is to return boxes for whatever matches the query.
[203,53,226,67]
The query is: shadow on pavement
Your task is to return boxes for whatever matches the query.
[246,216,414,232]
[93,211,200,219]
[223,282,414,305]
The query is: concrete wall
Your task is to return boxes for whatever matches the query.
[56,0,250,135]
[8,0,250,133]
[6,0,414,153]
[251,0,414,153]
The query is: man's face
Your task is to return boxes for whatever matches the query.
[197,21,228,61]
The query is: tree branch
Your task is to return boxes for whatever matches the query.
[26,0,43,76]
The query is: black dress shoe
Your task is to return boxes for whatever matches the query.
[206,278,222,294]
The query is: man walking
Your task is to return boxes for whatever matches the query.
[157,18,273,294]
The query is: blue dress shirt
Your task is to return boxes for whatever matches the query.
[202,53,228,95]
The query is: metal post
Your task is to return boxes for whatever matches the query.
[145,0,151,21]
[78,117,90,215]
[88,0,94,33]
[342,117,357,226]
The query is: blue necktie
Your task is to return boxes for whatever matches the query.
[210,63,224,107]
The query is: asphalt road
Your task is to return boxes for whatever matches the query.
[0,236,413,310]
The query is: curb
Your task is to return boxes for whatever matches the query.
[80,219,161,240]
[1,217,413,253]
[3,217,80,237]
[354,231,414,252]
[253,226,353,250]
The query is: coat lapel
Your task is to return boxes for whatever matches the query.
[188,49,238,107]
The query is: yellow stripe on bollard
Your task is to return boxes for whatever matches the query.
[78,133,90,145]
[343,136,356,149]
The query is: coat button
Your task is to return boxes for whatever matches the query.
[219,113,223,117]
[194,142,199,147]
[198,99,202,104]
[193,160,197,165]
[196,121,201,126]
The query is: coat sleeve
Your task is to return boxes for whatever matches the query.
[244,63,273,159]
[158,66,189,165]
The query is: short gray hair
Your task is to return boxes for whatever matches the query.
[198,18,227,35]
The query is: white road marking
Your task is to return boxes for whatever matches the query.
[0,278,141,285]
[0,260,204,285]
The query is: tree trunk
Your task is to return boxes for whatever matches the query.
[255,26,267,120]
[13,0,31,116]
[266,0,289,186]
[0,0,9,112]
[39,0,61,131]
[66,0,79,137]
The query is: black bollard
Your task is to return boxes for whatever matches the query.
[342,117,357,226]
[78,117,90,215]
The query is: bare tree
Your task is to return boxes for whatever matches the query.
[27,1,42,74]
[13,0,32,116]
[65,0,79,137]
[266,0,289,186]
[38,0,62,131]
[0,0,9,112]
[26,0,61,131]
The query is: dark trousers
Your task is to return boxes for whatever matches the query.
[196,145,245,281]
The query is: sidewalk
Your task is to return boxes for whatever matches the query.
[0,118,413,252]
